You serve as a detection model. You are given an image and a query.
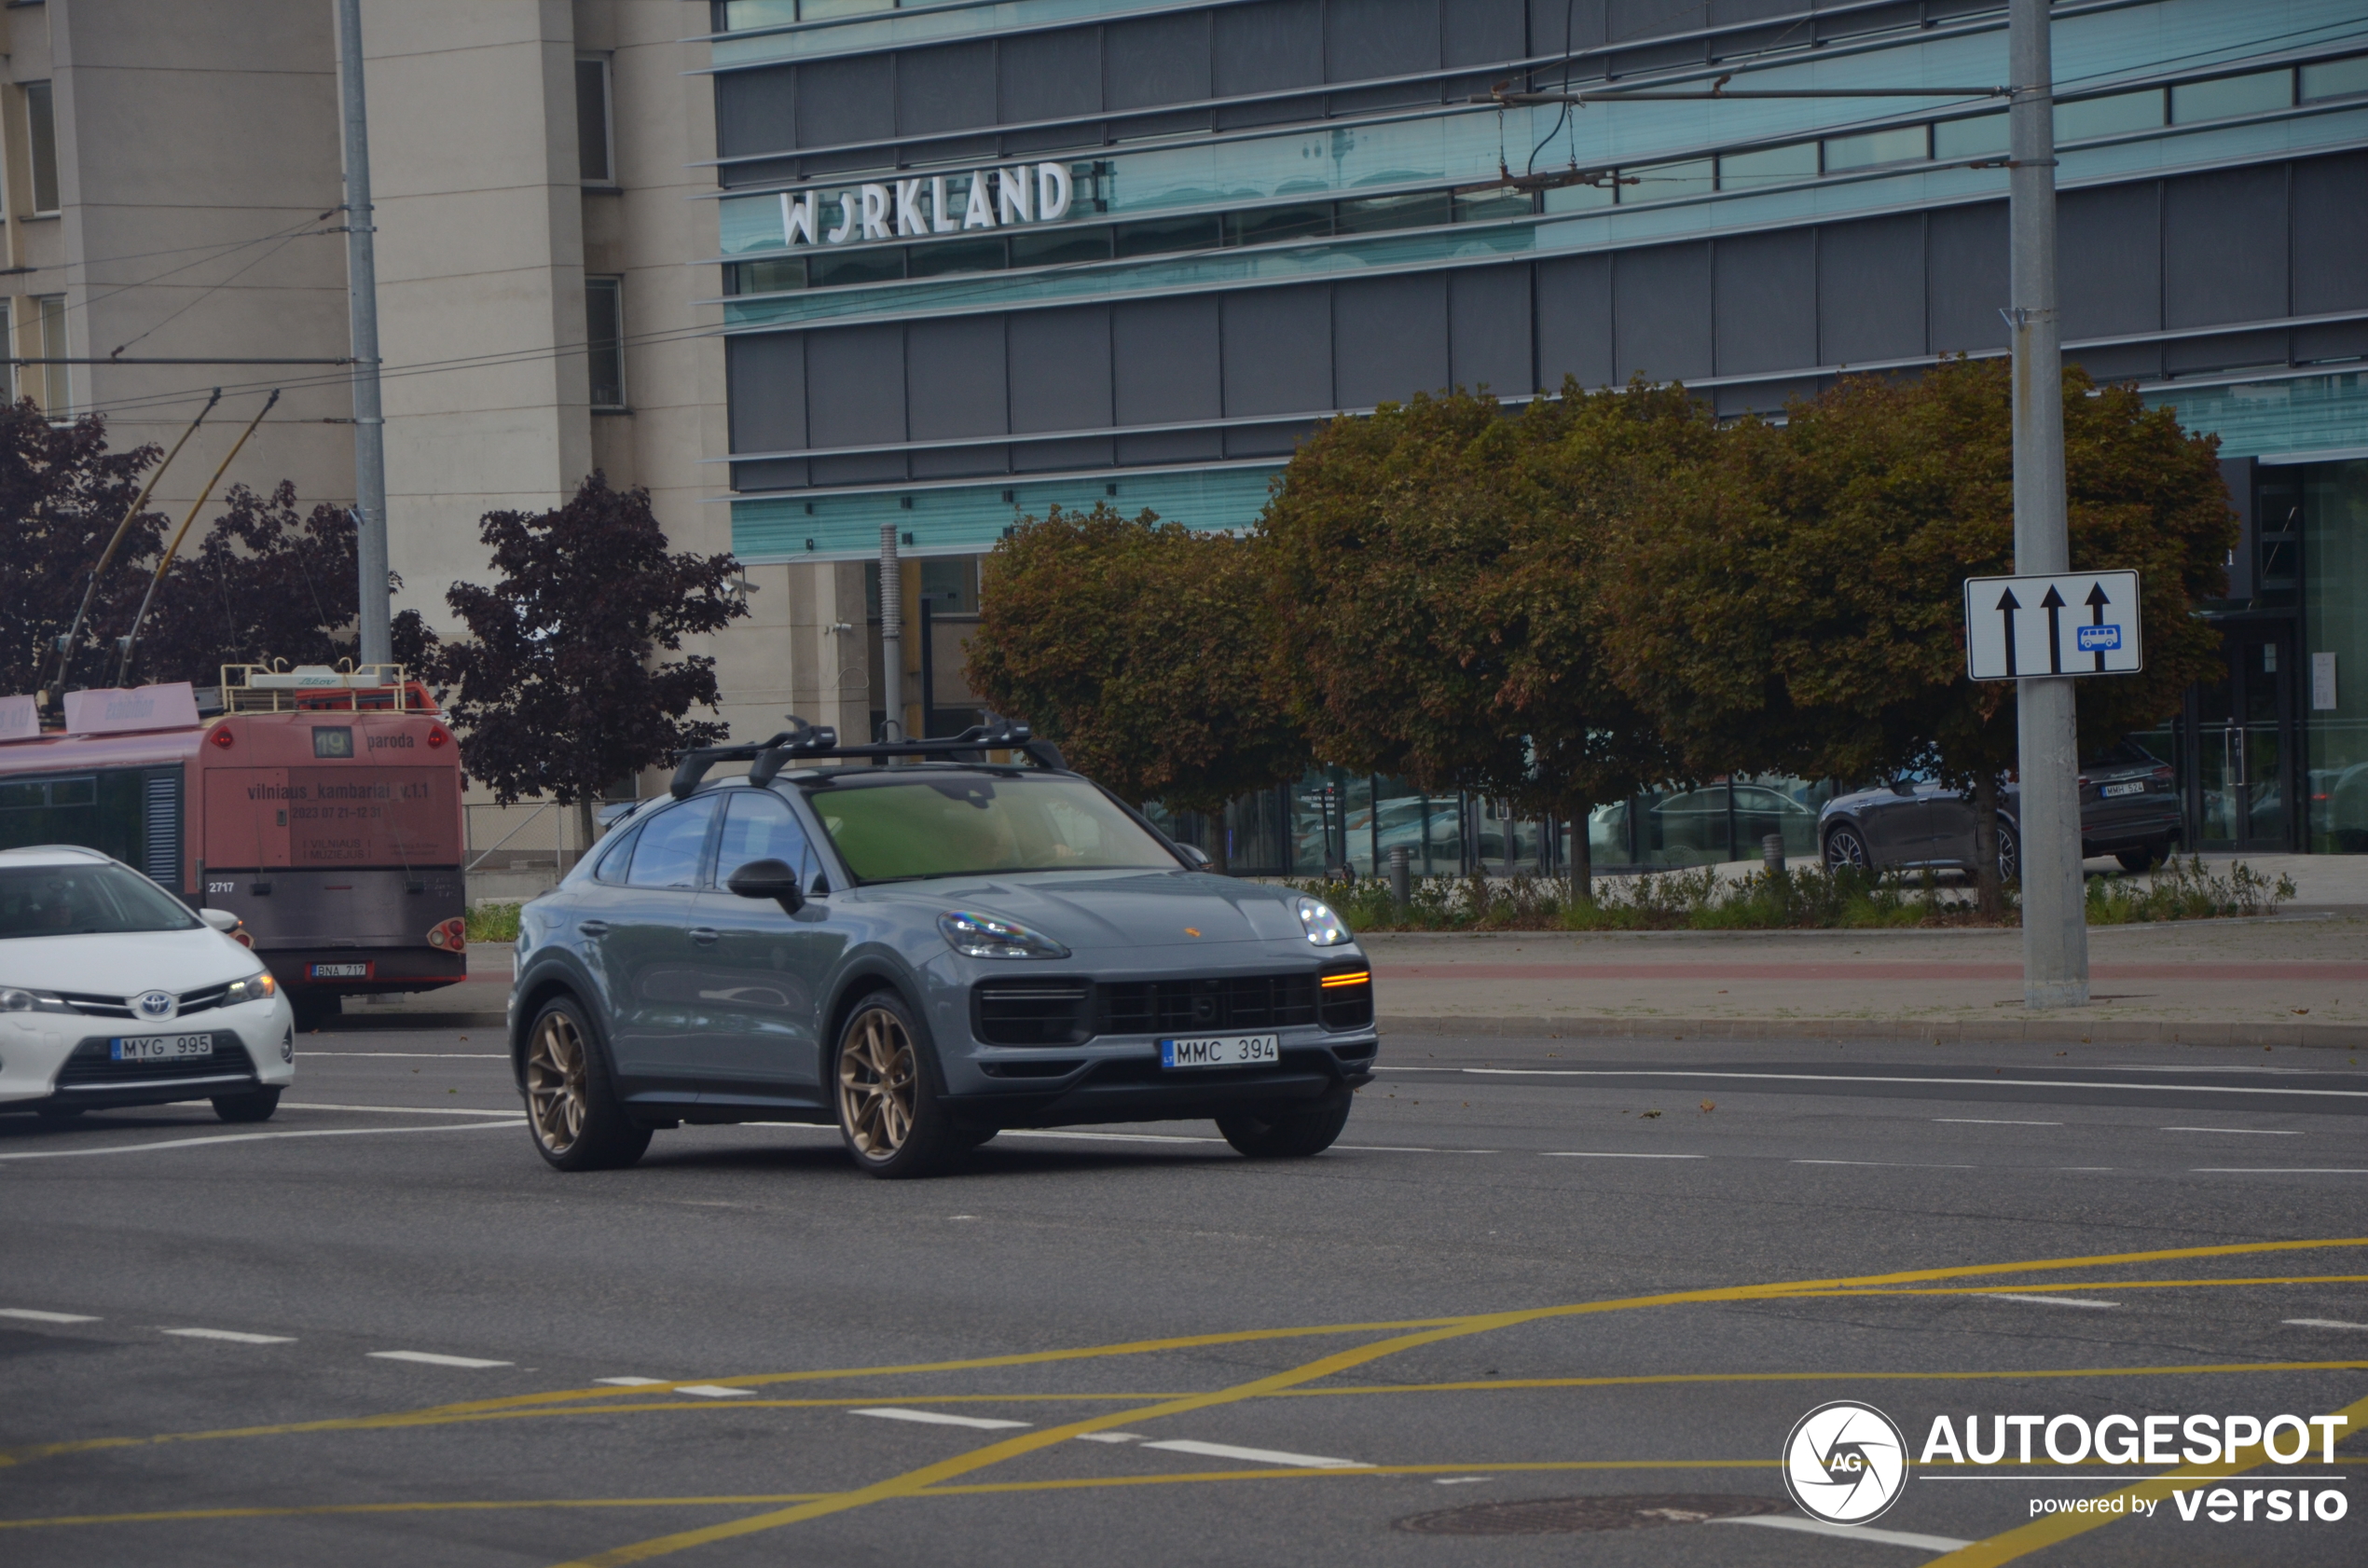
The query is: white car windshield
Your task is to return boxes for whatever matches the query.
[805,774,1179,883]
[0,863,201,939]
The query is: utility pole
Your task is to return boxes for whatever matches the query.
[337,0,392,667]
[2008,0,2087,1009]
[878,525,904,745]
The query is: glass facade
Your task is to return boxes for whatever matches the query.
[2304,461,2368,851]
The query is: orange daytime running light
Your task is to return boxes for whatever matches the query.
[1319,970,1370,988]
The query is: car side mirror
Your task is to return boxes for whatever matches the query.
[1176,845,1212,871]
[200,908,241,933]
[726,858,805,914]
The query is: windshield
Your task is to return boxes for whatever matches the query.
[0,861,202,939]
[805,774,1179,883]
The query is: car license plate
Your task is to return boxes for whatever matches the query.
[1160,1034,1279,1069]
[309,962,371,979]
[110,1034,213,1062]
[2101,781,2145,798]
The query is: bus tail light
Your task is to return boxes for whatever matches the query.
[427,916,467,952]
[209,727,235,749]
[427,726,451,748]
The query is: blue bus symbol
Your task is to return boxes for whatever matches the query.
[2077,625,2122,653]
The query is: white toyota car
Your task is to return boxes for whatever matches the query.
[0,846,295,1124]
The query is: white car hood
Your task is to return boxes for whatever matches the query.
[0,928,261,998]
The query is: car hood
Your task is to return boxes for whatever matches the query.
[0,928,262,996]
[862,870,1317,949]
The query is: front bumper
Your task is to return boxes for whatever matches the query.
[943,1036,1377,1127]
[0,998,297,1110]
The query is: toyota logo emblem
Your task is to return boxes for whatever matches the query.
[134,990,175,1020]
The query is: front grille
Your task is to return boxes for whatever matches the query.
[56,990,135,1019]
[1097,974,1317,1036]
[55,1036,256,1087]
[175,983,232,1018]
[974,980,1091,1045]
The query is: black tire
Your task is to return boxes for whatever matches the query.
[1217,1093,1354,1159]
[1996,821,2021,883]
[34,1105,86,1124]
[833,990,961,1179]
[290,991,340,1032]
[2115,842,2166,873]
[1824,825,1871,872]
[521,997,652,1172]
[212,1087,282,1123]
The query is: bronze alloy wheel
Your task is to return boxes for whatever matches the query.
[526,1007,589,1154]
[837,1004,918,1162]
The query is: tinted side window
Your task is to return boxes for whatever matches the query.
[716,790,816,883]
[592,821,643,885]
[624,797,721,889]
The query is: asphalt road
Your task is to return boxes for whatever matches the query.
[3,1022,2365,1567]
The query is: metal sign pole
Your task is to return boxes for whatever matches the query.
[2007,0,2088,1008]
[337,0,392,667]
[878,524,904,745]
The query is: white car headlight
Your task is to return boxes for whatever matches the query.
[938,911,1071,960]
[1296,897,1351,946]
[0,987,74,1014]
[224,972,278,1005]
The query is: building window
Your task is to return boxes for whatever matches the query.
[575,56,613,186]
[25,81,59,214]
[585,276,625,409]
[31,295,67,415]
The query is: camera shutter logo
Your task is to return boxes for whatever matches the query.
[1783,1400,1909,1524]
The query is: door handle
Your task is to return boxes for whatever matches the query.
[577,919,610,937]
[689,928,719,945]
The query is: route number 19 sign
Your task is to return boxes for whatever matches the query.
[1962,571,2143,681]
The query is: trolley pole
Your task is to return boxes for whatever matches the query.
[2007,0,2088,1008]
[337,0,392,667]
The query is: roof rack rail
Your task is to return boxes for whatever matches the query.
[668,713,1062,800]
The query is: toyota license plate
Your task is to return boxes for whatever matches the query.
[2101,781,2146,798]
[1160,1034,1279,1069]
[309,962,371,979]
[110,1034,213,1062]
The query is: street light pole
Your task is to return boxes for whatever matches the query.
[336,0,392,667]
[2007,0,2088,1008]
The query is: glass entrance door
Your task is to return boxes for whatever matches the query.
[2192,626,2297,852]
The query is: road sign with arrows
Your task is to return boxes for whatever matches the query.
[1962,570,2141,681]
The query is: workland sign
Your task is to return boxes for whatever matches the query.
[1962,570,2143,681]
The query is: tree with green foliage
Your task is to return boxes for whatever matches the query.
[431,474,748,848]
[1596,358,2233,915]
[1258,381,1700,891]
[964,503,1307,871]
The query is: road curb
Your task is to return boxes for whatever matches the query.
[1377,1013,2368,1051]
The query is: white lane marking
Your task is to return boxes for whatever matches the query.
[1935,1119,2061,1125]
[1981,1294,2119,1309]
[1074,1432,1143,1444]
[1336,1145,1498,1154]
[1433,1476,1494,1485]
[0,1308,100,1324]
[1541,1151,1704,1160]
[1140,1438,1370,1470]
[850,1408,1030,1430]
[160,1327,295,1344]
[0,1121,523,1161]
[280,1103,523,1118]
[1714,1515,1973,1551]
[596,1376,669,1386]
[2164,1126,2302,1135]
[294,1052,508,1059]
[369,1351,513,1369]
[2285,1318,2368,1330]
[2194,1167,2368,1175]
[1389,1066,2368,1101]
[1794,1160,1974,1168]
[676,1385,752,1398]
[997,1129,1220,1145]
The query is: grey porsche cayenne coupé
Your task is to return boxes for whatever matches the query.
[508,721,1376,1177]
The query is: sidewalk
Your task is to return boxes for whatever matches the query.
[1364,914,2368,1050]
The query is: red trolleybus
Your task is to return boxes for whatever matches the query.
[0,667,467,1028]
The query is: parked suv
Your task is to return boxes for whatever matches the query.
[1819,741,2182,878]
[508,722,1377,1177]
